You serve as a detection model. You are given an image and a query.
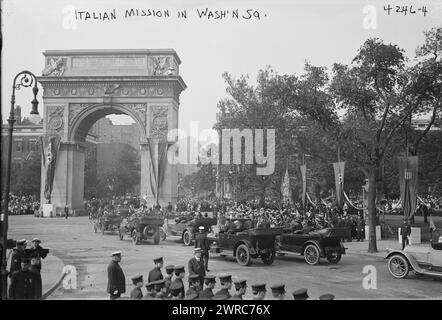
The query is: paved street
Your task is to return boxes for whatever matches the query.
[7,215,442,300]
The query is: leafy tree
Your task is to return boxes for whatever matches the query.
[10,152,41,196]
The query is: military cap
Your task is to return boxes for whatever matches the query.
[212,293,229,300]
[111,251,121,256]
[204,275,216,283]
[218,274,232,283]
[131,275,143,284]
[17,239,27,245]
[319,294,335,300]
[234,279,247,290]
[153,256,163,263]
[145,282,155,290]
[194,248,202,253]
[270,283,285,294]
[184,291,198,300]
[165,265,175,274]
[188,274,201,283]
[31,238,41,243]
[152,279,166,290]
[170,281,183,291]
[292,288,309,300]
[174,265,185,273]
[251,283,266,293]
[198,226,205,231]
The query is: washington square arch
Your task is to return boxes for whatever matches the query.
[38,49,186,215]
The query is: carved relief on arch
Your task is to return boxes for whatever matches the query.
[46,105,65,135]
[151,106,169,139]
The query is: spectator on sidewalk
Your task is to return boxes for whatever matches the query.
[400,219,411,250]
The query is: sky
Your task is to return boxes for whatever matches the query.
[1,0,441,132]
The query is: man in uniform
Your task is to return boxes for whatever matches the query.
[270,283,286,300]
[107,251,126,300]
[64,205,69,219]
[9,257,42,300]
[9,239,27,277]
[401,219,411,250]
[130,275,144,299]
[185,274,200,300]
[230,279,247,300]
[148,256,164,282]
[199,275,216,300]
[164,264,175,297]
[142,282,155,300]
[188,248,205,288]
[169,281,184,300]
[356,214,365,242]
[251,283,266,300]
[28,238,48,273]
[292,288,309,300]
[153,279,168,300]
[195,226,211,272]
[214,274,232,299]
[171,265,186,298]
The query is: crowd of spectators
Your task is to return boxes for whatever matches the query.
[6,194,39,216]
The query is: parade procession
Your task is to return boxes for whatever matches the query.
[1,0,442,310]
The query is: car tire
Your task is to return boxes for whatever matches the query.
[326,251,342,264]
[183,230,192,246]
[236,244,252,266]
[261,251,276,265]
[304,244,320,265]
[388,254,410,279]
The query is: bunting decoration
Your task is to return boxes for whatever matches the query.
[333,162,345,209]
[398,156,418,221]
[40,134,61,203]
[147,138,169,205]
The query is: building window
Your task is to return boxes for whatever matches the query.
[29,140,37,151]
[16,140,24,152]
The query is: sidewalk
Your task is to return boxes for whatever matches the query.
[344,239,430,259]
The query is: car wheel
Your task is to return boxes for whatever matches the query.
[388,254,410,279]
[326,251,342,264]
[261,251,275,265]
[304,244,320,265]
[236,244,251,266]
[160,227,167,241]
[183,230,192,246]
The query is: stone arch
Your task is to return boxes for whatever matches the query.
[69,103,147,143]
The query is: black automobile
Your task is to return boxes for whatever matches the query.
[161,215,217,246]
[208,218,282,266]
[275,227,347,265]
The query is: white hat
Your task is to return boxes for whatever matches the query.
[111,251,121,256]
[198,226,205,230]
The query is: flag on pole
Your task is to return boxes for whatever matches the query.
[398,156,418,221]
[281,163,292,206]
[429,216,437,232]
[333,162,345,209]
[300,164,307,208]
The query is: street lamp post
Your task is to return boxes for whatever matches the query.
[1,71,40,300]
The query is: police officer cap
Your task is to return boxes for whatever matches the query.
[17,239,27,245]
[234,279,247,289]
[165,264,175,273]
[111,251,121,257]
[319,294,335,300]
[188,274,200,282]
[153,256,163,263]
[31,238,41,243]
[174,265,185,273]
[204,275,216,283]
[194,248,202,253]
[251,283,266,293]
[270,283,285,294]
[292,288,309,299]
[218,274,232,283]
[184,291,198,300]
[131,275,143,284]
[169,281,183,291]
[198,226,205,231]
[145,282,155,290]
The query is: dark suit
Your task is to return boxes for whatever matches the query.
[28,245,48,272]
[199,288,214,300]
[130,287,143,299]
[107,261,126,299]
[195,232,211,271]
[9,270,42,300]
[9,249,25,277]
[148,267,163,283]
[401,224,411,250]
[188,257,205,287]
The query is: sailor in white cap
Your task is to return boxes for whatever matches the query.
[107,251,125,299]
[29,238,48,273]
